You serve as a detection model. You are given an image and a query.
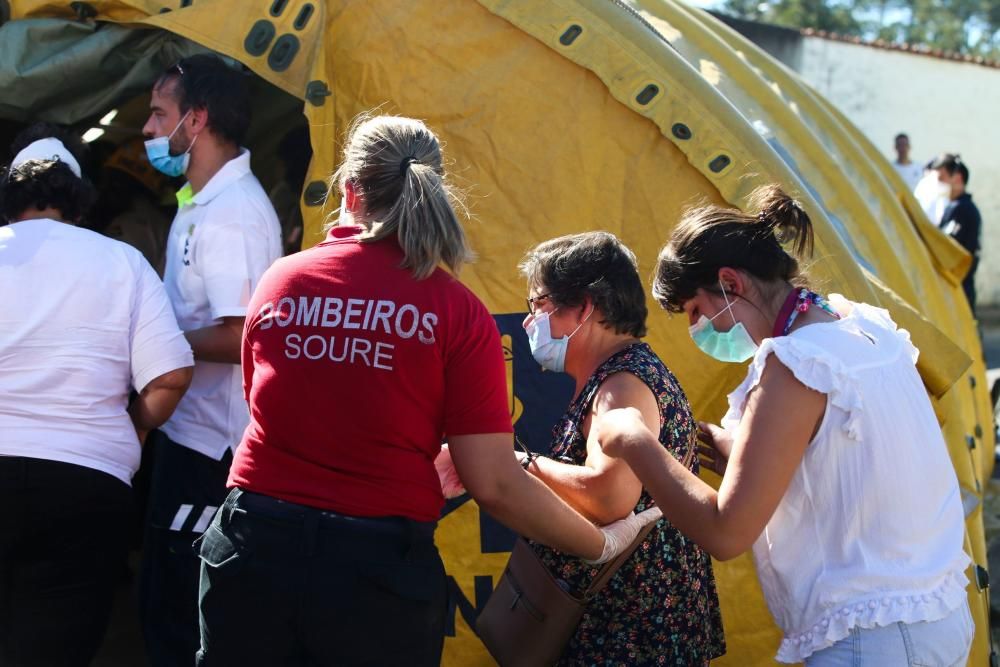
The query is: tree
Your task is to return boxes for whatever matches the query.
[721,0,1000,59]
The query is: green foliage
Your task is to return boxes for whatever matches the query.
[721,0,1000,59]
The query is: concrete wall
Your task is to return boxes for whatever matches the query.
[721,18,1000,306]
[797,37,1000,305]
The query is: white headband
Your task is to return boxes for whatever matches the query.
[11,138,82,178]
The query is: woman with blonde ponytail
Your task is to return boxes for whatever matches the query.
[194,114,660,666]
[598,185,972,665]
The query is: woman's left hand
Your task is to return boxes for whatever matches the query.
[594,407,650,459]
[435,444,467,499]
[585,506,663,564]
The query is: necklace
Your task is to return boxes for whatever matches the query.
[773,288,840,337]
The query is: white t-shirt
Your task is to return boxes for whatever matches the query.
[893,160,925,192]
[0,219,193,484]
[723,297,969,663]
[161,149,281,460]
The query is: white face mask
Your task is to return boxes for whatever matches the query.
[933,180,951,199]
[688,282,758,363]
[524,308,591,373]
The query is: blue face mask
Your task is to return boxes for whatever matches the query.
[144,111,197,177]
[689,283,758,363]
[524,308,591,373]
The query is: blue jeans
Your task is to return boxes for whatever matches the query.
[805,601,973,667]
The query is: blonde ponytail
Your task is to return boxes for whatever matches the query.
[330,114,473,279]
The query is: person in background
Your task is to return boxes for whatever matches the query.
[598,185,972,666]
[195,114,658,666]
[892,132,924,191]
[90,137,174,274]
[0,130,193,667]
[138,53,281,667]
[269,124,312,255]
[517,232,725,665]
[931,153,981,314]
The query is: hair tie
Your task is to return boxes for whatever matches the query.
[757,210,768,224]
[399,156,418,176]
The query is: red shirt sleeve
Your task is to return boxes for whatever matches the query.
[443,298,513,436]
[241,315,254,405]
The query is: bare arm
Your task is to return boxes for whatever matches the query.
[449,433,605,560]
[129,366,193,443]
[185,316,244,364]
[522,373,651,524]
[598,357,824,560]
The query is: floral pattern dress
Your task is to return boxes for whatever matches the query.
[530,342,726,666]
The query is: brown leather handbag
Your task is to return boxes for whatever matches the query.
[475,514,658,667]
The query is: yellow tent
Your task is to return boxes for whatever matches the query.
[3,0,993,664]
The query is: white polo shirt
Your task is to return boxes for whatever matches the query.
[892,160,925,192]
[161,149,281,460]
[0,219,193,485]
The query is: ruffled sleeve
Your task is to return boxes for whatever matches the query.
[722,335,864,442]
[828,294,919,366]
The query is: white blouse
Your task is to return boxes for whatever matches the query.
[0,219,193,484]
[722,296,970,663]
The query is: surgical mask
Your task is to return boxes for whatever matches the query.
[689,283,758,363]
[144,111,197,177]
[524,308,591,373]
[933,180,952,199]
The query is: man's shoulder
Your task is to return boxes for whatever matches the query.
[198,175,278,227]
[955,195,982,220]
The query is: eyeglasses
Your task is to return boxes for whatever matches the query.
[167,62,185,77]
[525,292,556,313]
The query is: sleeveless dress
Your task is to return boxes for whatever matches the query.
[530,342,726,666]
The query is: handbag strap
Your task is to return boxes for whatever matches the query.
[581,441,698,599]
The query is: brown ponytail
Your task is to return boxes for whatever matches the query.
[328,114,473,280]
[747,184,813,258]
[651,185,814,312]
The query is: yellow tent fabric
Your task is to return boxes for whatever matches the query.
[6,1,993,664]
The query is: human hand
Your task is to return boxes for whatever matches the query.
[585,506,663,564]
[434,444,467,499]
[696,421,732,477]
[594,407,649,459]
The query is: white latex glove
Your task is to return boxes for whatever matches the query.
[434,443,466,499]
[585,506,663,564]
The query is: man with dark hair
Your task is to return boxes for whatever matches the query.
[892,133,923,191]
[138,53,281,666]
[931,153,981,313]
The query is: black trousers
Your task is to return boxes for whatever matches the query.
[196,488,447,667]
[0,456,131,667]
[139,432,232,667]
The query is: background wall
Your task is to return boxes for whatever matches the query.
[717,13,1000,307]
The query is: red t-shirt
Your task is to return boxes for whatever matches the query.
[228,225,513,521]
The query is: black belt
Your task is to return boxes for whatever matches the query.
[230,488,436,539]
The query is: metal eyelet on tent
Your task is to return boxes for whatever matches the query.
[245,20,276,57]
[671,123,692,140]
[708,154,731,173]
[635,84,659,105]
[294,4,314,31]
[270,0,288,17]
[559,25,583,46]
